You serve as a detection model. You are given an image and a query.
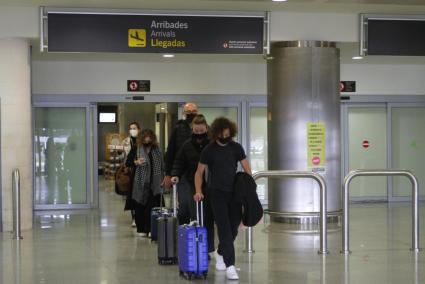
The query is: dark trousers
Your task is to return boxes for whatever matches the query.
[177,177,192,225]
[134,192,161,234]
[210,190,242,267]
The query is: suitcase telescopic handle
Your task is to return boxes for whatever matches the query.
[172,183,177,218]
[196,201,204,227]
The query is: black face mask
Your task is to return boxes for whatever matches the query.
[186,113,196,123]
[143,142,153,148]
[192,133,208,144]
[217,137,231,144]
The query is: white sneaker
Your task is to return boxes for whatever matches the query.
[226,265,239,280]
[131,220,136,227]
[214,249,226,271]
[137,232,147,237]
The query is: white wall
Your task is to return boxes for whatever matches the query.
[32,57,267,95]
[0,6,421,96]
[270,12,358,42]
[341,63,425,95]
[32,56,425,96]
[0,39,32,231]
[0,7,38,38]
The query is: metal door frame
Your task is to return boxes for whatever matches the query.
[387,102,425,202]
[195,102,243,146]
[0,98,2,231]
[32,103,92,210]
[246,101,267,162]
[33,94,266,209]
[341,95,425,202]
[246,101,268,204]
[341,102,388,202]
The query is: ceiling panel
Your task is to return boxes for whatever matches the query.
[3,0,425,12]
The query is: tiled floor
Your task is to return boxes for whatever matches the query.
[1,180,424,284]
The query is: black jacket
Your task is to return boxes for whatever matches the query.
[171,138,209,186]
[234,172,263,227]
[164,119,192,175]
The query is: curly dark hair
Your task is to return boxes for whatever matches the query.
[210,117,238,141]
[140,129,158,146]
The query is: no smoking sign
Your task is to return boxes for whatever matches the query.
[127,80,151,92]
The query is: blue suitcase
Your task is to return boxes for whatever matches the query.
[178,201,209,280]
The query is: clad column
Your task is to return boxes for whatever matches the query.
[0,39,32,231]
[267,41,341,221]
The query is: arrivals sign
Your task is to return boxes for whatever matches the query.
[46,12,264,54]
[307,122,326,172]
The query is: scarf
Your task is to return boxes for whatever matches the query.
[132,145,164,205]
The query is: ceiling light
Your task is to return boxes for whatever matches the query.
[352,56,363,60]
[162,54,175,58]
[272,0,288,2]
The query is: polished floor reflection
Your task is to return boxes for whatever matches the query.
[1,180,424,284]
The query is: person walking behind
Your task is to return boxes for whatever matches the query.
[194,117,252,281]
[164,103,198,222]
[121,122,141,227]
[170,114,215,254]
[126,129,164,237]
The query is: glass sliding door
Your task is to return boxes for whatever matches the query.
[197,107,238,128]
[391,106,425,200]
[34,107,90,209]
[249,106,268,204]
[197,105,240,140]
[346,106,388,199]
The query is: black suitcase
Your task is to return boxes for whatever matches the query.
[151,207,168,242]
[157,184,178,265]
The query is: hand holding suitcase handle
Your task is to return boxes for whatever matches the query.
[193,192,204,202]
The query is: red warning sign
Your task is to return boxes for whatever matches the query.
[362,140,369,149]
[128,81,138,91]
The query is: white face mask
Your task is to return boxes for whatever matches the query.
[129,129,138,137]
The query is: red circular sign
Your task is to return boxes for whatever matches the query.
[362,140,369,148]
[223,42,229,48]
[312,156,320,165]
[129,81,138,91]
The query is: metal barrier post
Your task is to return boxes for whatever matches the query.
[245,225,254,253]
[246,170,328,255]
[12,169,23,240]
[341,169,422,254]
